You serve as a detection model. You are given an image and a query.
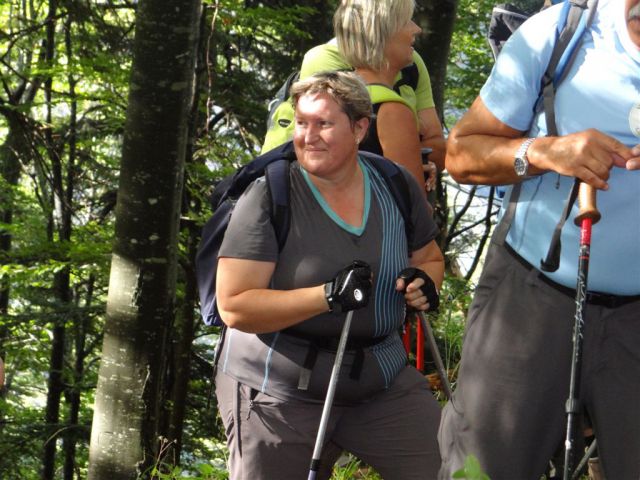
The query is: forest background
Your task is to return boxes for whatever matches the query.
[0,0,544,479]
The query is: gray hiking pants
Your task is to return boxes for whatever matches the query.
[438,242,640,480]
[216,365,441,480]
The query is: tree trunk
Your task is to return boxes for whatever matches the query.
[42,276,68,480]
[87,1,202,478]
[62,15,81,480]
[165,233,198,461]
[415,0,459,120]
[42,2,65,478]
[0,115,24,325]
[414,0,458,252]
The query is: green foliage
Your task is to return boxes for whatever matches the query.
[145,462,229,479]
[432,274,475,388]
[445,0,545,123]
[0,0,497,478]
[331,456,383,479]
[445,0,495,120]
[453,455,491,480]
[199,0,323,149]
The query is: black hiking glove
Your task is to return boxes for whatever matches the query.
[397,267,440,312]
[324,260,372,314]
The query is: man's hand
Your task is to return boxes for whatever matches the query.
[527,129,639,189]
[626,145,640,170]
[446,97,640,187]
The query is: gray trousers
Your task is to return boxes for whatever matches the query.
[438,242,640,480]
[216,365,441,480]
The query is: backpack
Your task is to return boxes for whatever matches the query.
[260,63,421,154]
[195,140,415,328]
[359,84,416,157]
[488,0,596,124]
[488,0,598,272]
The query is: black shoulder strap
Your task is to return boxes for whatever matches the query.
[394,63,420,93]
[213,141,295,252]
[540,0,592,137]
[358,151,414,246]
[265,158,292,251]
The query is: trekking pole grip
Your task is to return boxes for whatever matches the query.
[574,183,601,226]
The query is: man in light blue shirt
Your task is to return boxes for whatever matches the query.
[439,0,640,478]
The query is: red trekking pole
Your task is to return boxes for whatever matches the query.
[563,183,600,480]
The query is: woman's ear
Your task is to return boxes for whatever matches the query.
[354,117,369,142]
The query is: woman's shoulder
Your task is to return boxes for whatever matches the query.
[300,41,350,79]
[368,85,418,130]
[366,84,412,109]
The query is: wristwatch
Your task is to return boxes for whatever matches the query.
[514,138,536,177]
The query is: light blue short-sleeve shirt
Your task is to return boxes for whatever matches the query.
[481,0,640,295]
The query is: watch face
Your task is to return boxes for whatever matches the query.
[514,156,528,176]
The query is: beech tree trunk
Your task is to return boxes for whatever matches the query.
[87,1,202,478]
[415,0,459,120]
[414,0,459,248]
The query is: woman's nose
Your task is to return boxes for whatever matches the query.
[305,124,319,142]
[411,20,422,35]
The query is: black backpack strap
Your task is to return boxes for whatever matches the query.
[264,158,292,250]
[359,151,414,247]
[540,177,580,271]
[537,0,597,272]
[394,63,420,93]
[227,141,295,195]
[493,182,521,247]
[540,0,592,137]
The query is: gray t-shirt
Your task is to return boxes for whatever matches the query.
[218,156,438,404]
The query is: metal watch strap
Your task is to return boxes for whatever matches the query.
[514,137,535,176]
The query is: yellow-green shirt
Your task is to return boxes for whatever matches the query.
[261,39,435,153]
[300,39,435,113]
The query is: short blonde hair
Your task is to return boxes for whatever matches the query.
[334,0,415,71]
[289,71,372,125]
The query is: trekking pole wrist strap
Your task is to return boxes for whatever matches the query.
[324,281,337,313]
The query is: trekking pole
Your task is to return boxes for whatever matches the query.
[416,312,424,370]
[398,267,453,401]
[417,311,453,400]
[562,183,600,480]
[571,438,598,480]
[308,310,354,480]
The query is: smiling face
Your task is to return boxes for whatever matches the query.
[384,19,422,70]
[293,92,368,178]
[626,0,640,48]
